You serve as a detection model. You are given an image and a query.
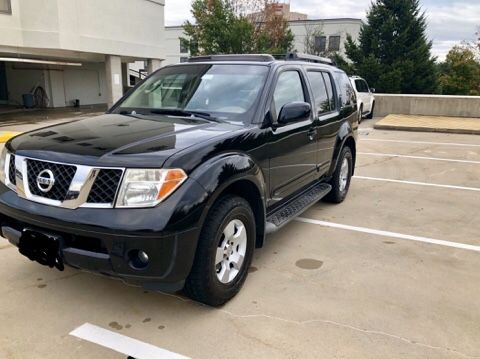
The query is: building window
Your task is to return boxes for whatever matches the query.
[328,36,341,52]
[0,0,12,14]
[314,36,326,53]
[180,39,189,54]
[180,57,189,63]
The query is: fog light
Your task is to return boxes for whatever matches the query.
[128,249,149,270]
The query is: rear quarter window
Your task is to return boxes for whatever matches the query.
[334,72,356,107]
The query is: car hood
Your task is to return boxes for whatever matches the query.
[8,113,242,168]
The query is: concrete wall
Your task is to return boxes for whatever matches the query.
[163,18,362,66]
[0,0,165,60]
[375,94,480,118]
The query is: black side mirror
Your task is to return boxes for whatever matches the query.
[277,102,311,126]
[370,88,376,93]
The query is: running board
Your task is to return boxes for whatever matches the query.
[266,183,332,234]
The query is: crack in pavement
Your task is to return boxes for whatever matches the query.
[157,291,479,359]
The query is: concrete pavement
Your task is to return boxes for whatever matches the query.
[0,119,479,358]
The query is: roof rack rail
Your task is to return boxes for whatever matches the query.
[286,52,335,66]
[188,54,275,63]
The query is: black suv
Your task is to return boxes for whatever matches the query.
[0,53,357,306]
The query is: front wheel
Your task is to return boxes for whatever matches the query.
[184,195,255,306]
[324,146,353,203]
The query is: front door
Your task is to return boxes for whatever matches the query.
[355,79,371,113]
[268,68,317,206]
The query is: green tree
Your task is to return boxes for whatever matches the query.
[342,0,437,94]
[439,46,480,96]
[254,3,294,54]
[183,0,254,56]
[183,0,293,56]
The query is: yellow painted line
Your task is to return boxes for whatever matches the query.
[0,132,21,143]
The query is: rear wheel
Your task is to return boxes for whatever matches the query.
[184,195,255,306]
[324,146,353,203]
[366,101,375,119]
[358,104,363,123]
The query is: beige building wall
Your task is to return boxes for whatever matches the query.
[0,0,165,60]
[0,0,165,108]
[163,18,363,66]
[290,19,363,56]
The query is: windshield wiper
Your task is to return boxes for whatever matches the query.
[149,108,219,122]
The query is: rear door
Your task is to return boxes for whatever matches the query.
[267,67,317,205]
[306,69,340,175]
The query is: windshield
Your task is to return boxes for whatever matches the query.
[115,64,270,122]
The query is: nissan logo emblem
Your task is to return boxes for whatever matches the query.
[36,169,55,193]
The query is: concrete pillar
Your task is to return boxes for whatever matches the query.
[122,62,130,88]
[105,55,123,108]
[147,59,162,74]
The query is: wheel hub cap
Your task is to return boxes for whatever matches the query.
[339,158,349,192]
[215,219,247,284]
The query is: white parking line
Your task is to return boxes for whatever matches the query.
[70,323,190,359]
[361,138,480,148]
[359,152,480,164]
[295,217,480,253]
[354,176,480,192]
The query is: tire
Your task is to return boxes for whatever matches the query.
[324,146,353,204]
[366,101,375,119]
[184,195,255,306]
[358,104,363,123]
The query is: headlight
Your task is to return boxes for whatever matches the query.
[115,168,187,208]
[0,147,8,185]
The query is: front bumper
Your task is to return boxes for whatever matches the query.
[0,180,207,292]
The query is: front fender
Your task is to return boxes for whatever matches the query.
[191,152,266,207]
[190,153,267,247]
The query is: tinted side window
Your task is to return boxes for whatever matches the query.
[273,71,305,115]
[322,72,336,110]
[307,71,330,114]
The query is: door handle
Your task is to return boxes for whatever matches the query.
[307,128,316,141]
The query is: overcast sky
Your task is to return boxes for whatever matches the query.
[164,0,480,61]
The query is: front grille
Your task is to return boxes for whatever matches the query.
[26,159,77,201]
[87,169,123,204]
[8,155,16,185]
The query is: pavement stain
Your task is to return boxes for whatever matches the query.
[248,266,258,273]
[108,321,123,330]
[295,259,323,270]
[37,284,47,289]
[142,317,151,323]
[158,325,165,330]
[125,324,132,329]
[384,241,396,245]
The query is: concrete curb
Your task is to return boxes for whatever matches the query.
[374,124,480,135]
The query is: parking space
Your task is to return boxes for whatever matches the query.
[1,120,479,359]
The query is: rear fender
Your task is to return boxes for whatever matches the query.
[327,122,356,177]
